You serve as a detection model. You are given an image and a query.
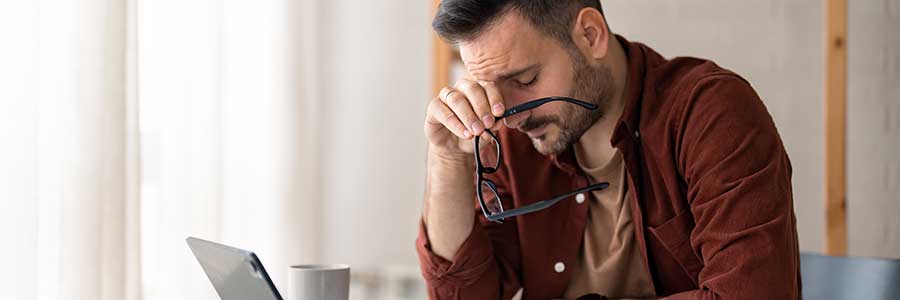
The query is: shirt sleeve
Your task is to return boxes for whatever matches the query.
[416,172,523,299]
[670,74,801,300]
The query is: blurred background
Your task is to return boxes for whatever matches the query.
[0,0,897,300]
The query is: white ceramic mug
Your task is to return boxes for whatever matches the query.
[287,264,350,300]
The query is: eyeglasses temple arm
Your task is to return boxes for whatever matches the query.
[496,97,598,120]
[486,182,609,222]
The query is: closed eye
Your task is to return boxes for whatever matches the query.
[519,75,537,87]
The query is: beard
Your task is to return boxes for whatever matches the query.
[524,50,615,155]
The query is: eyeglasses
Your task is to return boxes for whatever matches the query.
[475,96,610,223]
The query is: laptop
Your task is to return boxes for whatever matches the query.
[186,237,283,300]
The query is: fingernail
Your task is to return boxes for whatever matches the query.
[471,121,484,134]
[493,103,504,115]
[463,130,471,138]
[482,115,494,128]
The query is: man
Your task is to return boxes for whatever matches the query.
[417,1,801,299]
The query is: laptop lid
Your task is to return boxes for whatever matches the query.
[186,237,283,300]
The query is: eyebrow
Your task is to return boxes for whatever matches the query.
[498,64,538,81]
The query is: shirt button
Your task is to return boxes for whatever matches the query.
[575,193,586,204]
[554,262,565,273]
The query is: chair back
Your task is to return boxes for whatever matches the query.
[801,252,900,300]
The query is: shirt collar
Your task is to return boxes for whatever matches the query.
[610,34,647,147]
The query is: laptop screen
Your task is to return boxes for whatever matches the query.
[186,237,283,300]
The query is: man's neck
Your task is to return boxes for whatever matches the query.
[576,36,629,169]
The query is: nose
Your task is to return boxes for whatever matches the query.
[503,111,531,129]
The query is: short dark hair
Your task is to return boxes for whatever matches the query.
[432,0,604,45]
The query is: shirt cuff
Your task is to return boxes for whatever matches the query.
[416,216,496,289]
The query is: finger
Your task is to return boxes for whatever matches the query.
[441,87,482,138]
[480,80,506,118]
[455,80,494,130]
[438,86,454,101]
[427,98,471,139]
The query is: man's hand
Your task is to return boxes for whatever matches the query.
[422,79,505,260]
[425,79,506,160]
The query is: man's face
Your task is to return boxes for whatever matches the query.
[459,11,614,155]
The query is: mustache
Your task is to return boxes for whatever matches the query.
[519,116,559,132]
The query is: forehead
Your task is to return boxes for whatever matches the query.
[458,12,547,81]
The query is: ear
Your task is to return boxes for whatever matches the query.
[570,7,610,61]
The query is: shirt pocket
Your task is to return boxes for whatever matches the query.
[647,208,703,285]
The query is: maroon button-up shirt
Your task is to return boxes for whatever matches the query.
[416,35,801,300]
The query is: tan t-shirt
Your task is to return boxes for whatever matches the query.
[562,149,656,299]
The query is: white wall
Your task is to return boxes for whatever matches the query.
[604,0,900,259]
[847,0,900,259]
[318,0,432,269]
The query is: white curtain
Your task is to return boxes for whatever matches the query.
[0,0,138,299]
[0,0,430,298]
[138,0,322,298]
[0,0,321,299]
